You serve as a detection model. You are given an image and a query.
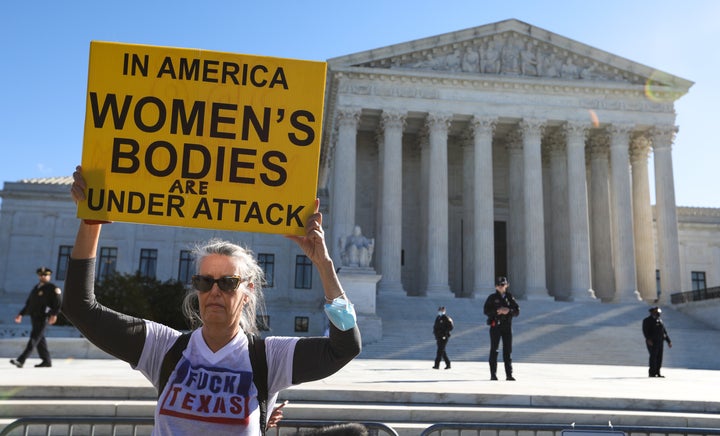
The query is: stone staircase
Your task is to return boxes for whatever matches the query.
[4,290,717,368]
[360,292,720,369]
[2,292,720,435]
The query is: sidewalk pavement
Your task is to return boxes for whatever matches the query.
[2,357,718,414]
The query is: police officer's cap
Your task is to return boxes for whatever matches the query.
[649,306,662,313]
[36,267,52,275]
[495,276,508,286]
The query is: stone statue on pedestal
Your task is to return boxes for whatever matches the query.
[339,225,374,268]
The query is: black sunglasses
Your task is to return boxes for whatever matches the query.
[191,275,244,293]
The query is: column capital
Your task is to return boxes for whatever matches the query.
[544,129,566,157]
[336,106,362,127]
[464,116,496,149]
[426,112,452,133]
[608,123,635,147]
[587,133,609,159]
[608,123,635,133]
[650,125,678,150]
[630,134,652,163]
[564,121,591,141]
[380,109,407,131]
[469,116,497,135]
[519,118,546,138]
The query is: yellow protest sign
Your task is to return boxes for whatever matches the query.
[79,41,326,235]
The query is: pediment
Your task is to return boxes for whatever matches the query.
[328,19,692,92]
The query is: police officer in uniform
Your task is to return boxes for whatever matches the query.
[10,267,62,368]
[483,276,520,381]
[432,306,454,369]
[642,306,672,378]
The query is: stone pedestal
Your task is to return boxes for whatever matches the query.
[338,267,380,315]
[338,267,382,343]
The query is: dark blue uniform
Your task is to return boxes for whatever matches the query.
[642,307,671,377]
[433,311,454,369]
[483,288,519,380]
[13,278,62,367]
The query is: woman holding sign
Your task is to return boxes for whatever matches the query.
[64,166,361,435]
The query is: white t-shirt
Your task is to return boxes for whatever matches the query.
[135,321,298,435]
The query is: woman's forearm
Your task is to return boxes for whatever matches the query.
[71,221,102,259]
[316,258,345,301]
[291,324,361,384]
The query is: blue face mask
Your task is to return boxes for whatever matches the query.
[324,296,357,331]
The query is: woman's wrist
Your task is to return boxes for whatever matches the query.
[324,291,346,303]
[317,259,346,302]
[315,256,334,270]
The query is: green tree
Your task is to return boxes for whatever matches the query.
[95,272,190,330]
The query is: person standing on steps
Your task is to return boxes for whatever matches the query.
[432,306,453,369]
[642,306,672,378]
[10,267,62,368]
[483,276,519,381]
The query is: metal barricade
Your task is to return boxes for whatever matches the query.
[0,417,399,436]
[420,423,720,436]
[272,419,400,435]
[0,416,154,436]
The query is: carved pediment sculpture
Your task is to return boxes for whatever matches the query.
[356,32,640,84]
[329,19,692,90]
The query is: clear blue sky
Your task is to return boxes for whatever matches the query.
[1,0,718,207]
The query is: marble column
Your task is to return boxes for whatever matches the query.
[331,107,361,264]
[630,134,658,302]
[461,134,474,296]
[547,131,570,299]
[542,147,553,296]
[652,126,682,303]
[506,130,526,297]
[471,116,497,297]
[565,122,595,300]
[520,119,550,299]
[608,124,640,302]
[423,113,452,295]
[713,246,720,287]
[588,135,615,301]
[378,110,406,294]
[374,131,384,272]
[418,133,430,295]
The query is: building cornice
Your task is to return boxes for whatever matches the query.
[330,67,676,111]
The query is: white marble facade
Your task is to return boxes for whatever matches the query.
[1,20,718,329]
[320,19,694,303]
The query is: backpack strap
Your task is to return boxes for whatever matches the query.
[157,331,268,435]
[247,334,268,436]
[158,331,192,398]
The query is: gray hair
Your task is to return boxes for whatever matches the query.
[182,238,266,336]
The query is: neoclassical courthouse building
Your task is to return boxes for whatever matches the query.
[2,20,720,336]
